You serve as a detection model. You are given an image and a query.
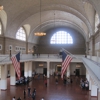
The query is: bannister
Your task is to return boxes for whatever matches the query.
[0,55,10,62]
[82,57,100,88]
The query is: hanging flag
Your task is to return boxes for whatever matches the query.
[11,52,21,79]
[61,51,72,79]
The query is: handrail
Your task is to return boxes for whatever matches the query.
[82,57,100,88]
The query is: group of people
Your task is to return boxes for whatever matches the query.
[63,76,73,85]
[12,97,21,100]
[54,72,73,85]
[80,78,89,90]
[27,86,36,100]
[12,84,45,100]
[12,86,40,100]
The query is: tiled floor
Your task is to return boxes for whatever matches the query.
[0,76,97,100]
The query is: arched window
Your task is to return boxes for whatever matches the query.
[50,31,73,44]
[95,12,99,32]
[0,21,2,35]
[16,27,26,41]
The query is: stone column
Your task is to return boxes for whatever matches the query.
[47,61,50,78]
[97,51,99,63]
[86,42,89,55]
[91,82,98,96]
[98,89,100,100]
[89,79,92,91]
[10,64,16,85]
[26,42,28,54]
[91,36,95,56]
[66,65,70,77]
[28,62,32,77]
[0,65,7,90]
[86,71,91,90]
[24,62,29,78]
[50,63,53,75]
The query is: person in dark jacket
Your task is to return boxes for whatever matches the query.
[32,90,36,100]
[17,97,21,100]
[28,86,31,97]
[23,89,26,99]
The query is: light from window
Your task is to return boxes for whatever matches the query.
[50,31,73,44]
[16,27,26,41]
[95,12,99,32]
[0,22,2,35]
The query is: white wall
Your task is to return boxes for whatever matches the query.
[36,67,43,74]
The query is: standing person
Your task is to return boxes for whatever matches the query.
[70,78,73,84]
[12,96,16,100]
[38,74,40,79]
[17,97,21,100]
[44,79,47,87]
[43,74,45,79]
[23,89,26,99]
[55,75,58,84]
[28,86,31,97]
[32,90,36,100]
[33,88,36,96]
[23,76,26,85]
[63,76,66,85]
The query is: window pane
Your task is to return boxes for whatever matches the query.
[95,12,99,32]
[50,31,73,44]
[16,27,26,41]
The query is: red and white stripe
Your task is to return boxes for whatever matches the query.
[11,56,20,79]
[61,55,72,79]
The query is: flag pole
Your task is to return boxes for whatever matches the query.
[61,48,77,58]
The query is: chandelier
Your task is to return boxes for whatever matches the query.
[34,0,46,36]
[34,32,46,36]
[0,6,3,11]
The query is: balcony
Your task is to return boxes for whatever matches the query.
[0,54,84,65]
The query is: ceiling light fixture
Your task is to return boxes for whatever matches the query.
[34,0,46,36]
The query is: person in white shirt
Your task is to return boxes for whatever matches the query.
[12,96,15,100]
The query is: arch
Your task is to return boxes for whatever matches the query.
[27,10,89,43]
[23,24,31,41]
[0,10,7,35]
[7,4,93,43]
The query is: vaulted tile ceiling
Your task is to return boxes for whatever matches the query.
[0,0,99,44]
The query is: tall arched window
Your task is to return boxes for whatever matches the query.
[50,31,73,44]
[0,21,2,35]
[16,27,26,41]
[95,12,99,32]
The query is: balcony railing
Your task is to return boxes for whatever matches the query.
[0,54,84,64]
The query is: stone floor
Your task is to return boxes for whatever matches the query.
[0,75,97,100]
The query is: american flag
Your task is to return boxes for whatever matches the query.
[11,52,21,79]
[61,51,72,79]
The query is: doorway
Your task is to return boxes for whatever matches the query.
[43,68,47,75]
[75,69,80,77]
